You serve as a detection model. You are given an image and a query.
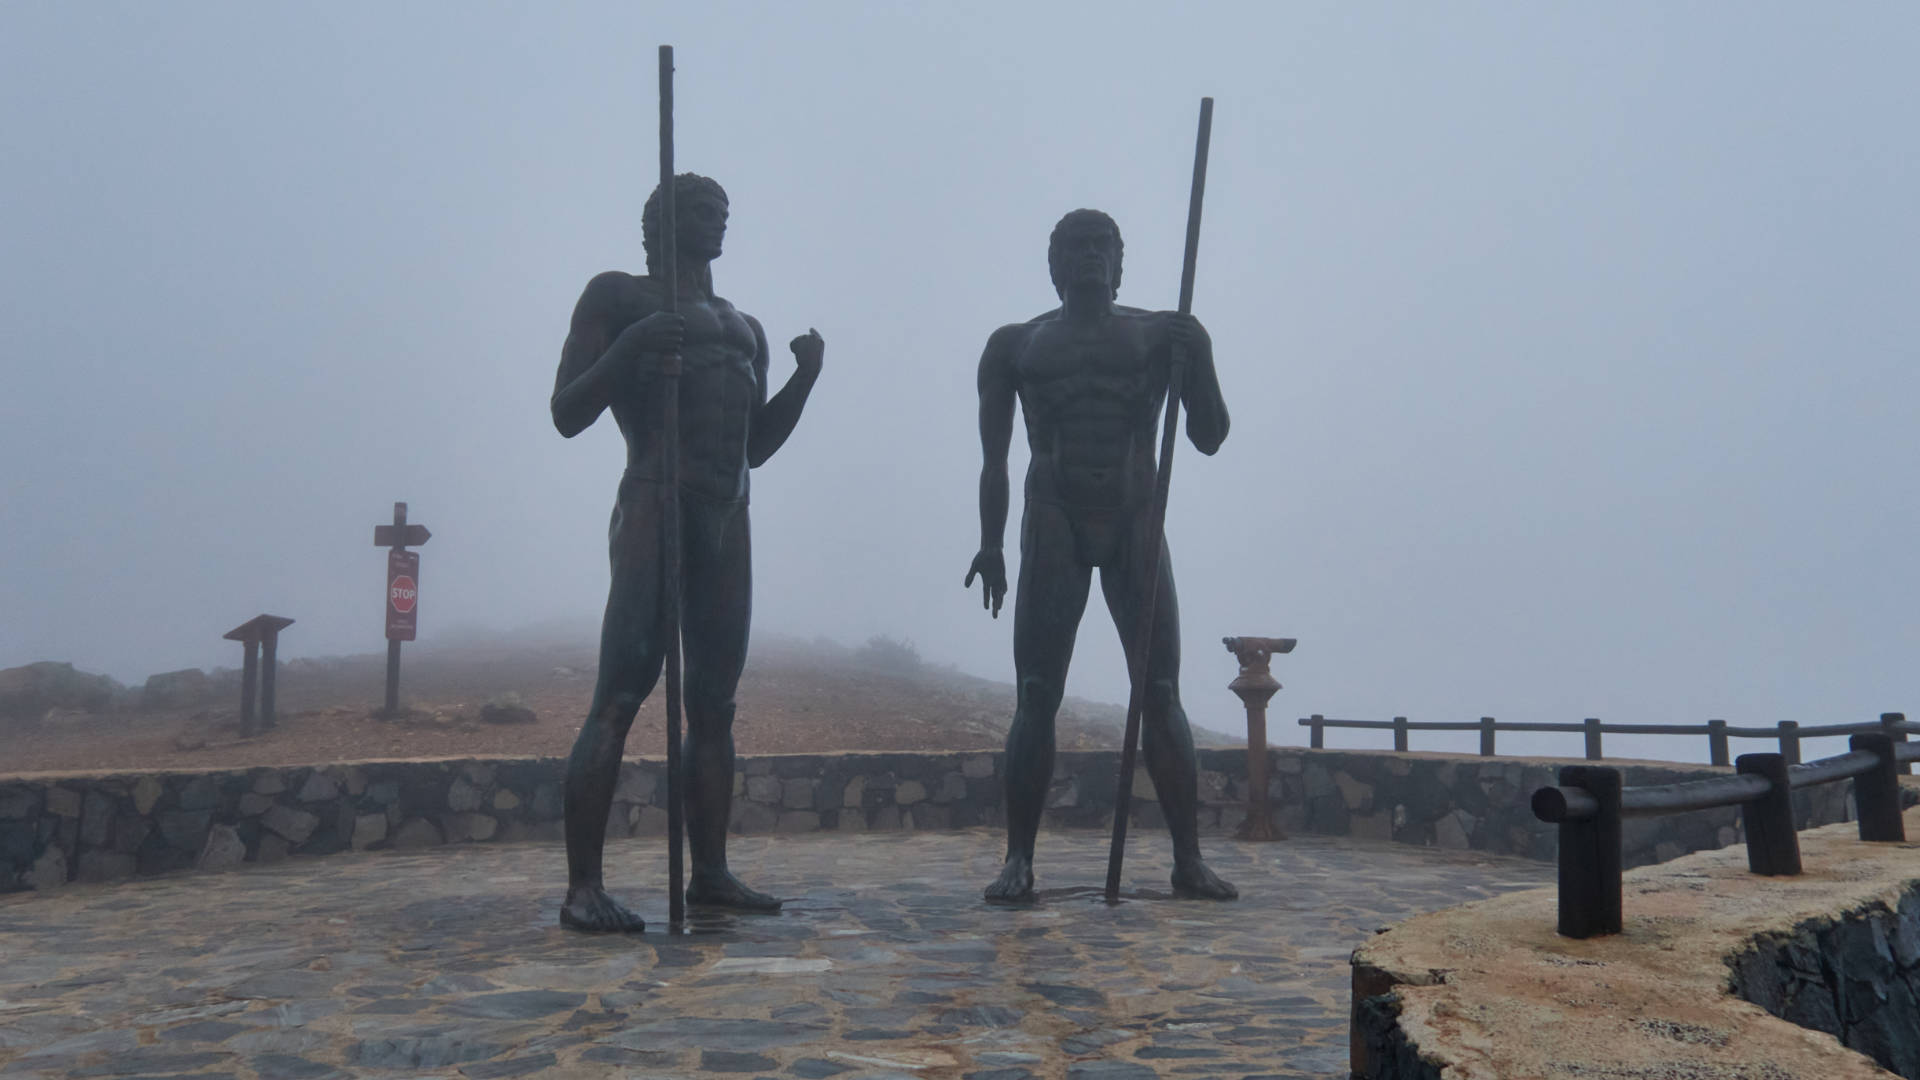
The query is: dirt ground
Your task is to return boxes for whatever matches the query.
[2,634,1230,776]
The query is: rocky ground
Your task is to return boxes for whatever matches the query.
[1,634,1232,776]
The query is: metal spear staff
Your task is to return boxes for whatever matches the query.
[657,44,687,929]
[1106,97,1214,901]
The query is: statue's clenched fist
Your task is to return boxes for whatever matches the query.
[790,328,824,377]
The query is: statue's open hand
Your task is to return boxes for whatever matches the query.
[790,328,824,377]
[964,549,1007,618]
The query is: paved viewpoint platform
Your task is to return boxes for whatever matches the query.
[0,830,1549,1080]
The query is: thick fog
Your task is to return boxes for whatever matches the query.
[3,4,1915,760]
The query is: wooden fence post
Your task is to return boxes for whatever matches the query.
[1555,765,1622,939]
[1883,713,1910,776]
[1393,716,1408,753]
[1736,753,1801,876]
[1775,720,1801,765]
[1479,717,1496,757]
[1851,733,1906,843]
[1308,714,1324,750]
[1706,719,1729,767]
[1584,718,1603,761]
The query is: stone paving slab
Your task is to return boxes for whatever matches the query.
[0,829,1550,1079]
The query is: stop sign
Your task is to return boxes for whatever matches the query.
[385,548,420,641]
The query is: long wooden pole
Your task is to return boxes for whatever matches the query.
[1106,97,1214,900]
[657,44,686,929]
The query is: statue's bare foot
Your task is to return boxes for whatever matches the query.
[686,868,782,912]
[1171,858,1238,900]
[560,884,647,932]
[984,854,1036,903]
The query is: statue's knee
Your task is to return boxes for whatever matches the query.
[1016,676,1064,715]
[1146,678,1180,713]
[600,690,645,724]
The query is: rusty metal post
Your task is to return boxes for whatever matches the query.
[1223,636,1296,842]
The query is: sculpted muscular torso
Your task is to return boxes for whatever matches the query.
[967,208,1236,902]
[551,174,821,932]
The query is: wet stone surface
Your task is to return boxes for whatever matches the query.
[0,829,1548,1078]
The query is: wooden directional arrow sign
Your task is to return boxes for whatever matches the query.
[373,523,431,548]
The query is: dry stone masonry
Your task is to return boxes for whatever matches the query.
[0,748,1864,891]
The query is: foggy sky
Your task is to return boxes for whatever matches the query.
[3,3,1915,762]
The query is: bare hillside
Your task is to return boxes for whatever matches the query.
[2,631,1232,775]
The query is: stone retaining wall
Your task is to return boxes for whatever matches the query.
[1729,882,1920,1078]
[0,748,1861,892]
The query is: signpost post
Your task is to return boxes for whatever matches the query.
[373,501,431,717]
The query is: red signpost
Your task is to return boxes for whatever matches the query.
[373,502,431,716]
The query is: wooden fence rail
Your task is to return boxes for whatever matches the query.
[1527,733,1916,938]
[1297,711,1913,772]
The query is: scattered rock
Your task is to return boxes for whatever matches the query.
[0,661,121,719]
[139,668,214,712]
[479,695,536,725]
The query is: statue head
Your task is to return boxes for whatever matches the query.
[1048,208,1123,300]
[642,173,730,274]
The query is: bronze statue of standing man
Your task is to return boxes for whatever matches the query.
[551,173,822,931]
[967,208,1237,902]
